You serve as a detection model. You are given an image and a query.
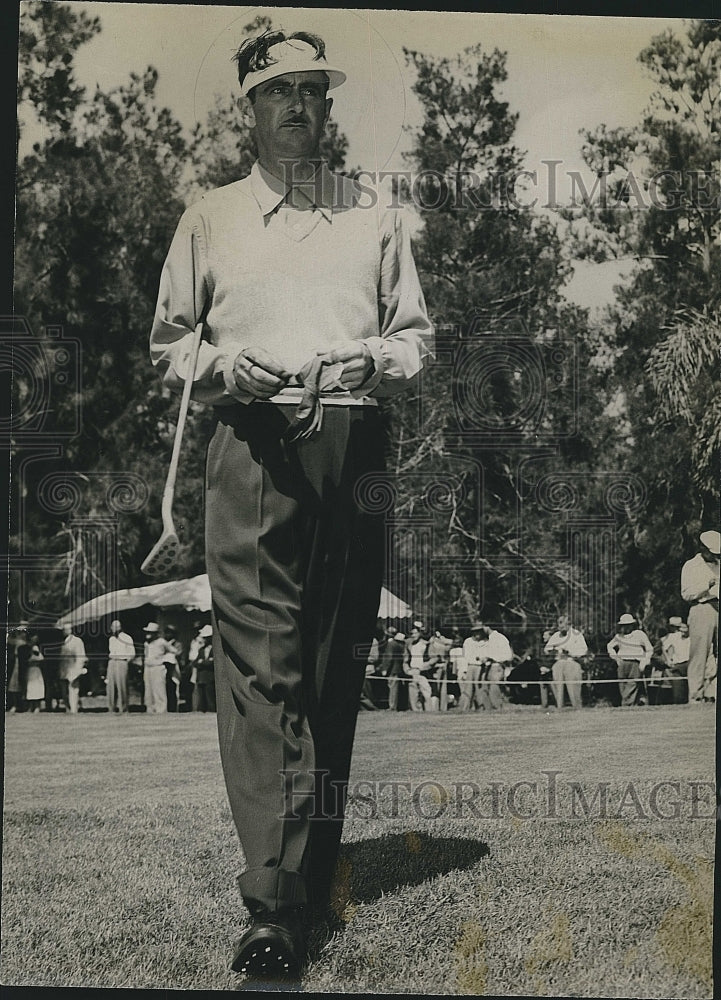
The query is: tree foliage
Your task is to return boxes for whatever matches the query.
[567,19,720,633]
[14,3,190,616]
[11,5,350,623]
[381,44,614,638]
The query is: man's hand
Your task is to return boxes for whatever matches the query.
[316,342,374,391]
[233,347,292,399]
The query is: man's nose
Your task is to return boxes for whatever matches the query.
[288,89,306,111]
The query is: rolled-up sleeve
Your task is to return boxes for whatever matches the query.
[357,209,434,398]
[150,206,252,405]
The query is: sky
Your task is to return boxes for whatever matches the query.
[20,3,689,309]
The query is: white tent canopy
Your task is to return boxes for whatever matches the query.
[56,575,412,627]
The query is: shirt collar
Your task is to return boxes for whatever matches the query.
[250,160,335,222]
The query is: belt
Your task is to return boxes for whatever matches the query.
[694,597,718,609]
[260,390,378,408]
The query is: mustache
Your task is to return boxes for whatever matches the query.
[283,115,309,125]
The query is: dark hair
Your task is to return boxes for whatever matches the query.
[233,29,330,101]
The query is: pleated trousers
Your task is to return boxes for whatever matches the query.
[205,401,385,915]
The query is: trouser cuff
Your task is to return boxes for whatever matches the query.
[237,867,307,912]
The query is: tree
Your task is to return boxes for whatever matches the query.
[18,1,100,139]
[380,44,612,637]
[13,3,192,620]
[568,19,720,632]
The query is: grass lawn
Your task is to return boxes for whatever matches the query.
[1,704,715,995]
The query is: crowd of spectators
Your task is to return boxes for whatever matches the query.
[6,531,718,716]
[5,618,217,715]
[357,607,712,712]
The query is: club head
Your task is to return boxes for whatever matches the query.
[141,530,180,576]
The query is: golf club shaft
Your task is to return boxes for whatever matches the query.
[160,321,204,527]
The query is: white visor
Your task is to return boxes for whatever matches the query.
[240,39,346,97]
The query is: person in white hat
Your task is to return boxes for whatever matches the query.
[460,621,513,711]
[106,619,135,714]
[381,631,408,711]
[405,621,433,711]
[659,616,689,705]
[192,625,216,713]
[681,529,719,703]
[606,614,654,707]
[148,27,433,981]
[57,623,87,714]
[543,615,588,710]
[142,623,173,714]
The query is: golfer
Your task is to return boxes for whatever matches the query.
[149,28,433,984]
[681,529,719,703]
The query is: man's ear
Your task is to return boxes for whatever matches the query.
[239,95,256,129]
[323,96,333,127]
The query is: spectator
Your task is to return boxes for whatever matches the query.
[648,637,673,707]
[382,631,408,711]
[427,626,453,710]
[507,649,542,706]
[661,617,690,705]
[186,620,204,710]
[544,615,588,710]
[459,623,486,712]
[539,631,555,708]
[447,633,465,710]
[192,624,216,713]
[106,619,135,714]
[406,622,433,712]
[607,613,653,707]
[24,634,45,712]
[6,624,28,713]
[475,622,513,711]
[681,529,719,704]
[40,642,59,712]
[142,622,173,714]
[58,623,87,714]
[164,624,183,712]
[359,634,380,710]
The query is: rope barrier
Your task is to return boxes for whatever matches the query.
[364,673,679,686]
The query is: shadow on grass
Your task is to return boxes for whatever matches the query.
[336,830,490,905]
[287,832,489,988]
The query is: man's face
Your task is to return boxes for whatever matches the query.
[247,71,331,165]
[680,624,689,637]
[62,624,72,638]
[558,616,569,633]
[701,544,720,564]
[111,623,120,636]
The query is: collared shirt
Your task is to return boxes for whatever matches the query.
[144,637,174,669]
[449,645,466,678]
[681,553,720,604]
[607,629,654,668]
[407,638,428,672]
[108,632,135,661]
[58,634,86,681]
[463,631,513,665]
[662,632,690,666]
[544,627,588,660]
[427,634,453,665]
[150,161,434,407]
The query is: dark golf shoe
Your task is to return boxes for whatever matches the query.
[231,907,305,985]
